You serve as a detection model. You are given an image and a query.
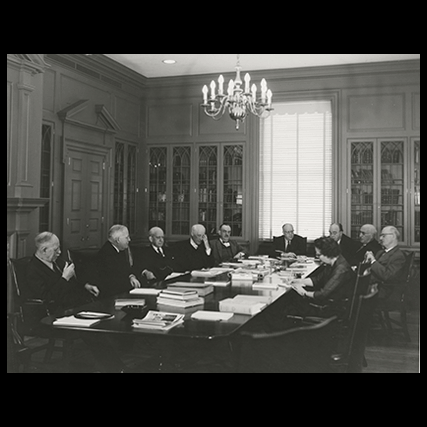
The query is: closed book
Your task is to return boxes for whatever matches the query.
[168,281,211,289]
[157,297,205,309]
[219,298,266,316]
[159,290,199,301]
[167,285,214,297]
[53,316,101,328]
[205,273,231,287]
[191,311,234,322]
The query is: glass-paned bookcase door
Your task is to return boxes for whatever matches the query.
[380,140,405,239]
[413,139,420,244]
[350,141,375,239]
[149,147,167,232]
[198,146,218,235]
[224,145,244,237]
[172,147,192,236]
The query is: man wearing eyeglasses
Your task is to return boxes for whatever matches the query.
[273,223,307,258]
[353,224,383,266]
[364,226,406,299]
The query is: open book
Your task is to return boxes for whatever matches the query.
[132,311,184,331]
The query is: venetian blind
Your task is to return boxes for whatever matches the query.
[259,100,333,241]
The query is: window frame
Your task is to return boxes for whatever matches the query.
[256,91,339,243]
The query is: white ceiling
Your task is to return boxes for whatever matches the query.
[102,54,420,78]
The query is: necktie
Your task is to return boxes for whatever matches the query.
[127,248,134,267]
[53,261,63,275]
[157,247,165,257]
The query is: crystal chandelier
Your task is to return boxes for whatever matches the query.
[201,54,274,130]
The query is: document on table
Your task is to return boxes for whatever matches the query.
[130,288,161,296]
[191,311,234,322]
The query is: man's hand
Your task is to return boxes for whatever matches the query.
[85,284,100,297]
[62,262,76,281]
[202,234,211,250]
[130,275,142,289]
[143,270,156,281]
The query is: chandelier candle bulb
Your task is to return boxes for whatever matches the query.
[203,85,209,104]
[244,73,251,93]
[218,75,224,96]
[252,84,257,101]
[228,79,234,97]
[210,81,216,99]
[261,79,268,103]
[267,89,273,107]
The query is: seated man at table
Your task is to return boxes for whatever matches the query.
[329,222,362,266]
[97,225,141,297]
[364,226,406,299]
[353,224,383,266]
[139,227,175,282]
[171,224,215,273]
[211,223,246,266]
[26,232,100,314]
[273,223,307,258]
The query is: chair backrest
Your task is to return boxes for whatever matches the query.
[11,257,50,336]
[401,251,415,291]
[346,286,379,373]
[238,316,338,373]
[387,250,415,305]
[11,257,33,302]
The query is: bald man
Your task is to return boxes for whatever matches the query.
[353,224,383,266]
[139,227,174,282]
[171,224,215,272]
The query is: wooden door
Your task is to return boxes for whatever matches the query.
[64,145,107,250]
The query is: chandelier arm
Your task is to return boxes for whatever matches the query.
[202,95,229,119]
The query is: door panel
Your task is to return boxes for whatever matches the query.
[64,147,106,250]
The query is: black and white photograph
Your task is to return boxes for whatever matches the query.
[7,54,420,373]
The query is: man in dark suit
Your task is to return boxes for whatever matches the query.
[139,227,174,282]
[365,226,406,299]
[329,222,362,266]
[26,232,99,313]
[273,223,307,257]
[211,223,246,266]
[97,225,141,297]
[353,224,383,266]
[171,224,215,272]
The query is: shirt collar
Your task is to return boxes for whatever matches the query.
[190,238,199,250]
[35,254,54,271]
[220,239,231,248]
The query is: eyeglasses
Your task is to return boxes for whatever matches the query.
[380,233,394,238]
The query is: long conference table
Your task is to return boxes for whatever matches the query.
[41,258,320,370]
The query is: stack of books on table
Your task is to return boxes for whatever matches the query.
[167,282,214,297]
[157,289,204,309]
[132,311,184,331]
[219,295,272,316]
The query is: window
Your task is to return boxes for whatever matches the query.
[259,100,333,241]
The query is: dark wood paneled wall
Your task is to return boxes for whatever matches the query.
[7,55,420,256]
